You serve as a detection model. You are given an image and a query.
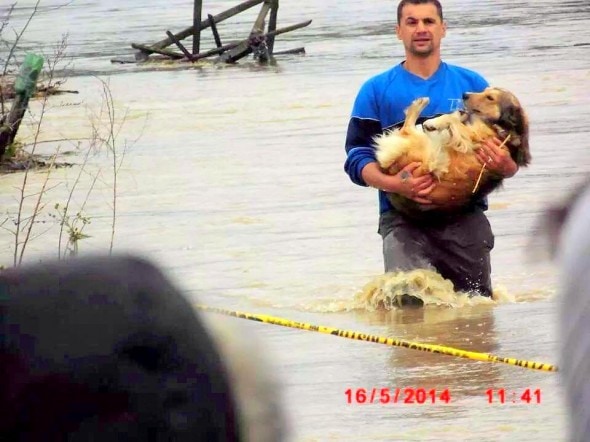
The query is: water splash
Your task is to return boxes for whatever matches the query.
[352,269,496,310]
[268,270,516,314]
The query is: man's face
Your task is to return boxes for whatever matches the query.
[396,3,446,57]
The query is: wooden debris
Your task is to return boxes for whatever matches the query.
[150,0,265,51]
[209,14,223,48]
[166,30,197,62]
[272,47,305,56]
[193,0,203,54]
[1,77,78,101]
[218,0,271,63]
[131,43,184,60]
[267,0,278,53]
[124,0,311,66]
[218,19,311,64]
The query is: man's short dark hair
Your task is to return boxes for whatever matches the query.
[397,0,443,24]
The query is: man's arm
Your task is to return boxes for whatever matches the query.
[344,80,434,203]
[362,162,435,205]
[344,79,385,186]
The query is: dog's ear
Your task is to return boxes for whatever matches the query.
[501,103,531,166]
[500,104,524,132]
[458,110,470,123]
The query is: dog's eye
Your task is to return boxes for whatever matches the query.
[486,95,494,101]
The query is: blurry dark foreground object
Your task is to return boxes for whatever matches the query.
[553,180,590,442]
[537,177,590,440]
[0,254,267,441]
[540,178,590,258]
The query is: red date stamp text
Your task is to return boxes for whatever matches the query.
[344,388,451,405]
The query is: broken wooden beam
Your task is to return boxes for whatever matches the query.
[248,1,273,62]
[253,1,272,34]
[193,0,203,54]
[148,0,265,51]
[267,0,279,53]
[273,47,305,56]
[208,13,223,48]
[190,40,241,61]
[218,19,312,64]
[130,40,241,64]
[166,31,196,61]
[131,43,184,59]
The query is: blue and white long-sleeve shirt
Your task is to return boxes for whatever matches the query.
[344,61,489,214]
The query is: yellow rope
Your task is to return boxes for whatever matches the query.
[472,134,511,194]
[196,305,558,373]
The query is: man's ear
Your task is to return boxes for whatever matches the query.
[395,24,401,40]
[441,21,447,38]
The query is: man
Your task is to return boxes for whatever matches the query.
[344,0,519,299]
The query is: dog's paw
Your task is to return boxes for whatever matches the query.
[423,115,447,132]
[423,121,437,132]
[413,97,430,108]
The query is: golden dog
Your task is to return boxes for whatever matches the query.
[374,87,531,216]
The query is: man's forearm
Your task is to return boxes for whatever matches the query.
[361,162,401,193]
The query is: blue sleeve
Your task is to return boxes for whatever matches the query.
[472,72,489,91]
[343,80,382,187]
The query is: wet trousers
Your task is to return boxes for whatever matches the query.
[379,208,494,297]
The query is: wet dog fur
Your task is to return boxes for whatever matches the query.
[374,87,531,217]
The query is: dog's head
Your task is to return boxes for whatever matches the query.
[463,87,531,166]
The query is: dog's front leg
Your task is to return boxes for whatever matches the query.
[423,114,452,132]
[401,97,430,131]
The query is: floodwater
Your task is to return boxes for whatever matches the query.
[2,0,590,440]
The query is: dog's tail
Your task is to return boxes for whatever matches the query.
[374,135,414,170]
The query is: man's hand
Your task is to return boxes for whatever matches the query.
[361,161,435,205]
[476,137,518,178]
[392,162,436,204]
